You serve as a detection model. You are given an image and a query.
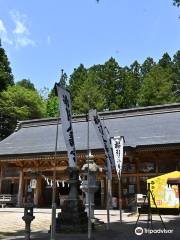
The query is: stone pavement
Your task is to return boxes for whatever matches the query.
[0,208,179,240]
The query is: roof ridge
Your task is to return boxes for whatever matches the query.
[16,102,180,129]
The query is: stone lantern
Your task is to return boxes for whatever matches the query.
[81,152,99,221]
[55,167,88,232]
[22,198,35,240]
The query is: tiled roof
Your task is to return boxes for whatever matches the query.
[0,103,180,156]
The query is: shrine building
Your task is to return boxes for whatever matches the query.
[0,103,180,209]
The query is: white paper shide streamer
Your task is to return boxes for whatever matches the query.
[111,136,124,179]
[42,175,65,188]
[89,109,115,180]
[56,84,76,167]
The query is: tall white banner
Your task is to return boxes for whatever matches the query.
[56,84,76,167]
[111,136,124,179]
[89,109,115,180]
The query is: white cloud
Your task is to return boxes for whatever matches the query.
[10,11,29,35]
[15,36,35,47]
[47,35,51,45]
[10,10,35,48]
[0,19,6,34]
[0,11,35,48]
[13,20,28,35]
[0,19,13,45]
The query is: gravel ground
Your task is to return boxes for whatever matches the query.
[0,208,179,240]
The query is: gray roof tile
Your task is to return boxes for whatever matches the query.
[0,104,180,156]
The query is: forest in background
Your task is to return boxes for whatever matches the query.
[0,40,180,140]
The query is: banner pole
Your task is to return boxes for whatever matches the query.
[119,136,124,224]
[106,176,110,230]
[50,112,59,240]
[87,107,92,239]
[118,176,122,224]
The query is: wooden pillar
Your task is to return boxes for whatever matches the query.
[24,178,28,200]
[136,157,140,193]
[100,179,105,208]
[0,166,3,193]
[137,176,140,193]
[34,176,42,207]
[107,179,112,205]
[17,168,24,207]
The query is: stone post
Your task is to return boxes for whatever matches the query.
[81,154,99,221]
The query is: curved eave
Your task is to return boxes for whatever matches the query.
[135,143,180,152]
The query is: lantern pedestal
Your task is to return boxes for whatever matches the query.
[81,154,99,222]
[22,202,35,240]
[56,167,88,233]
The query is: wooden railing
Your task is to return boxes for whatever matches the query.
[0,194,17,207]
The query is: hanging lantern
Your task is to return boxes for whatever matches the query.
[30,178,37,189]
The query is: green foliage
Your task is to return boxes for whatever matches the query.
[98,58,122,110]
[159,53,172,69]
[67,52,180,113]
[0,114,17,141]
[16,79,36,91]
[45,70,68,117]
[120,68,140,108]
[126,61,141,107]
[141,57,156,77]
[46,88,59,117]
[0,42,14,92]
[73,71,105,114]
[59,70,68,88]
[87,58,123,111]
[0,85,46,120]
[173,0,180,7]
[1,37,180,140]
[137,65,175,106]
[68,64,87,103]
[172,51,180,96]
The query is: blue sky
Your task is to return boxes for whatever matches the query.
[0,0,179,91]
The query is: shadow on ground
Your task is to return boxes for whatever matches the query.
[1,216,180,240]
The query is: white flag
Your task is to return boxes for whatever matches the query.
[56,84,76,167]
[89,109,115,180]
[111,136,124,179]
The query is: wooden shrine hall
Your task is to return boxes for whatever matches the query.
[0,103,180,209]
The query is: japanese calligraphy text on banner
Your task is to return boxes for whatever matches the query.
[111,136,124,179]
[89,109,115,180]
[56,84,76,167]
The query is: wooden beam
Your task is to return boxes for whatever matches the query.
[33,160,39,168]
[15,160,24,168]
[22,166,67,172]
